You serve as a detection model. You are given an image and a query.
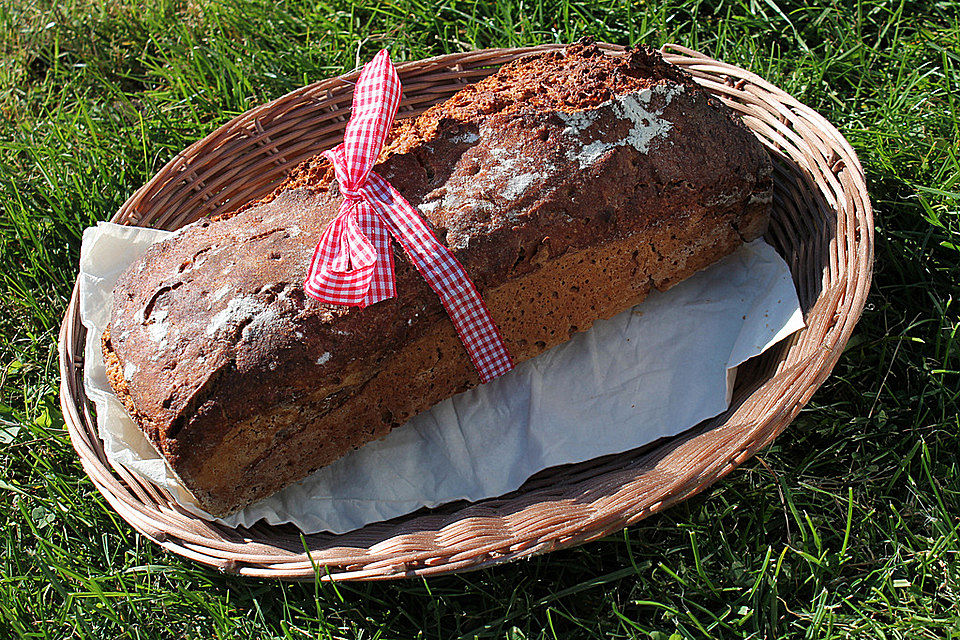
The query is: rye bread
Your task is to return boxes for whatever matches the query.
[103,41,773,516]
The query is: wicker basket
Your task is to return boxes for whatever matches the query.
[58,43,872,580]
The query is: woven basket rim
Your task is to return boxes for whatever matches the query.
[58,42,873,580]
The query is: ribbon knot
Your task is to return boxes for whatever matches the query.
[304,50,513,383]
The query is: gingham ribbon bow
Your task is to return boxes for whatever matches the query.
[304,50,513,383]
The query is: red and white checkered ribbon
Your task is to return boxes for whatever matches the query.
[304,50,513,382]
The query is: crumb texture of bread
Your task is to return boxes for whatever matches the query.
[104,40,773,516]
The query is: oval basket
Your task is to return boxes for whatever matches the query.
[58,43,873,580]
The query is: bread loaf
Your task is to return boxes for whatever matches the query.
[103,41,773,517]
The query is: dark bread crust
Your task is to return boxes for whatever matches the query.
[104,41,772,516]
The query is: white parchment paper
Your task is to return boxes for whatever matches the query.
[79,222,804,534]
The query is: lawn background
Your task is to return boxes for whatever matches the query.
[2,0,959,638]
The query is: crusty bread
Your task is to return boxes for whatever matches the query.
[103,41,772,516]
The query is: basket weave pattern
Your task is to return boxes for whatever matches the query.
[58,43,872,580]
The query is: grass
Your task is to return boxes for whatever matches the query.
[1,0,959,637]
